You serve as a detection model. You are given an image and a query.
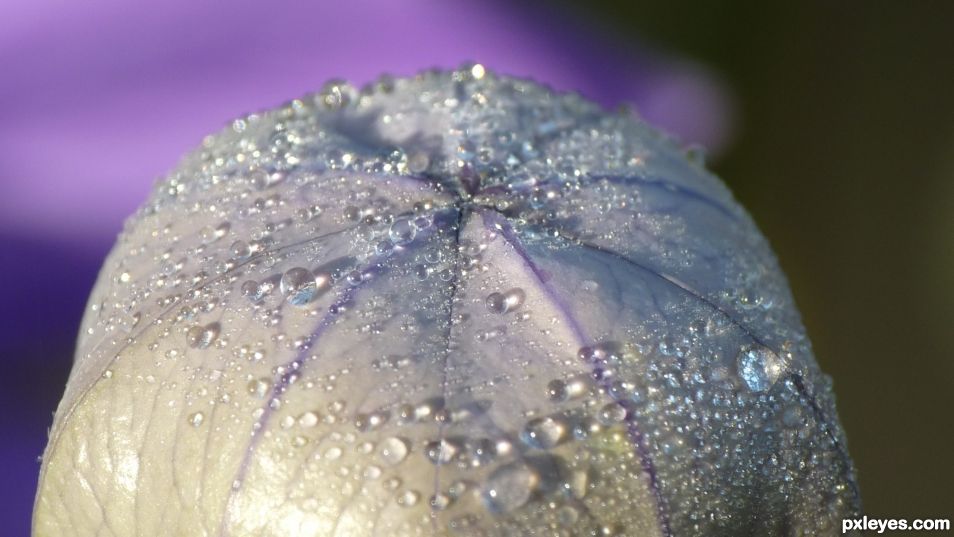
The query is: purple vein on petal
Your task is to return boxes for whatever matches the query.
[48,224,367,457]
[478,208,673,537]
[217,278,364,537]
[217,216,446,537]
[553,232,862,511]
[428,206,462,535]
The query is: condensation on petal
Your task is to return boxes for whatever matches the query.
[35,67,860,537]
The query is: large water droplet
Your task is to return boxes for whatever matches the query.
[486,288,526,314]
[230,240,251,260]
[408,152,430,173]
[280,267,330,306]
[521,416,567,449]
[388,218,416,245]
[598,402,628,424]
[424,439,460,464]
[482,462,538,513]
[379,436,409,465]
[298,411,320,428]
[547,379,568,402]
[737,346,787,392]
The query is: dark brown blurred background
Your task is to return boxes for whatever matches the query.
[568,0,954,518]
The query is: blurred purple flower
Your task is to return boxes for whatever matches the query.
[0,0,732,243]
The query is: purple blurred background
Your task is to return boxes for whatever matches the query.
[0,0,731,531]
[11,0,954,531]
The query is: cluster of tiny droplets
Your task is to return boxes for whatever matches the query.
[37,64,860,537]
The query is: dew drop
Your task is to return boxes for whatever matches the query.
[463,438,496,467]
[201,222,230,244]
[379,436,409,465]
[363,465,382,480]
[247,377,272,398]
[241,279,272,302]
[547,374,590,403]
[188,411,204,427]
[354,411,389,432]
[494,438,515,458]
[413,398,443,421]
[521,416,567,449]
[241,279,259,299]
[298,411,320,428]
[345,270,363,286]
[557,505,580,525]
[327,400,346,414]
[408,152,430,173]
[280,415,295,429]
[448,479,471,499]
[317,79,356,110]
[469,63,486,80]
[486,288,525,314]
[482,462,538,513]
[547,379,568,402]
[737,346,787,392]
[424,439,460,464]
[430,492,452,511]
[249,169,286,190]
[388,219,416,245]
[230,240,251,260]
[564,375,591,399]
[573,417,602,440]
[598,402,628,424]
[396,490,420,507]
[186,322,220,349]
[577,345,606,362]
[280,267,330,306]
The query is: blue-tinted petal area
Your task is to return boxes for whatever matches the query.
[484,213,857,535]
